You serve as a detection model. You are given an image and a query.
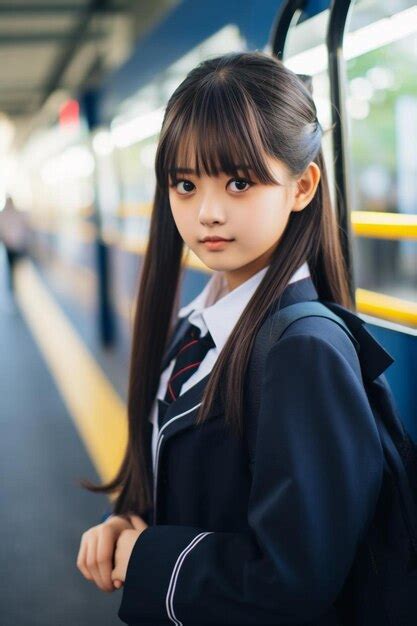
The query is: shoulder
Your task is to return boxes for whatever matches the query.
[267,314,363,384]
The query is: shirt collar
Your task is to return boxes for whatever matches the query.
[178,261,311,352]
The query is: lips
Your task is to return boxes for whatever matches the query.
[201,237,233,242]
[201,238,233,250]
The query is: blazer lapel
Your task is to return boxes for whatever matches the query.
[322,301,395,381]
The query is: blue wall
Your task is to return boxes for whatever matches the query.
[367,323,417,442]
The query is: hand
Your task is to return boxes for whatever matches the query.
[76,514,136,592]
[111,515,149,587]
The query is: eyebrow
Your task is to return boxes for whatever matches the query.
[169,164,252,175]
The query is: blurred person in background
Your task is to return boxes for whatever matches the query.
[0,194,31,297]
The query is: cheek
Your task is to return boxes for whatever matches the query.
[240,196,289,245]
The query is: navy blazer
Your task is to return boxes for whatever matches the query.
[117,277,385,626]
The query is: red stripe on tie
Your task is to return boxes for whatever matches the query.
[167,361,201,400]
[177,338,199,355]
[170,361,201,382]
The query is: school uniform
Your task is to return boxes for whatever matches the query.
[117,265,385,626]
[149,261,310,474]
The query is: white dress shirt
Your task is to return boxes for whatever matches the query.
[149,261,311,469]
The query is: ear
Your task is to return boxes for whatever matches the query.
[291,162,321,212]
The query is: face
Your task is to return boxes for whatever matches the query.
[168,152,320,292]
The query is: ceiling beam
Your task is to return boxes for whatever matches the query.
[40,0,111,108]
[0,86,41,93]
[0,33,103,45]
[0,104,36,116]
[0,3,128,15]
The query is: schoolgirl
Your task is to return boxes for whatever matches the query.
[77,51,387,625]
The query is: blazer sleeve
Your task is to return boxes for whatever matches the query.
[118,333,384,625]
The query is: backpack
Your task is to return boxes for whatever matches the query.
[248,300,417,626]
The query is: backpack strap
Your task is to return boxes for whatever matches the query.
[267,301,360,352]
[245,301,360,426]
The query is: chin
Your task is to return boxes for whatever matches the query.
[204,259,242,272]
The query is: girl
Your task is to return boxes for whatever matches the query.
[77,51,386,625]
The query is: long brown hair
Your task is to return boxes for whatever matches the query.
[80,51,353,518]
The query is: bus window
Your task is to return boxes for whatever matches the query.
[345,0,417,309]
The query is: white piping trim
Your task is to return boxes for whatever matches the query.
[153,402,202,524]
[165,531,214,625]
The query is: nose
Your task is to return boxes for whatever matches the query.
[198,193,226,225]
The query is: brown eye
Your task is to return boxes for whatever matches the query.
[227,178,253,192]
[170,179,195,195]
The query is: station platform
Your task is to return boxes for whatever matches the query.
[0,252,124,626]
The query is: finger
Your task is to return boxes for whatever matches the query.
[86,532,107,592]
[76,534,93,581]
[111,546,124,587]
[96,527,117,592]
[111,546,121,585]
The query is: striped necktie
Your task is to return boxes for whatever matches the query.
[163,322,215,404]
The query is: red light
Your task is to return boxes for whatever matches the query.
[59,99,79,128]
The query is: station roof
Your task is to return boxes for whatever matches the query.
[0,0,178,143]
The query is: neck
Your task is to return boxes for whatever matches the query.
[223,248,273,292]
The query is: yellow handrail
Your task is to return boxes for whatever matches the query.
[351,211,417,239]
[356,289,417,328]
